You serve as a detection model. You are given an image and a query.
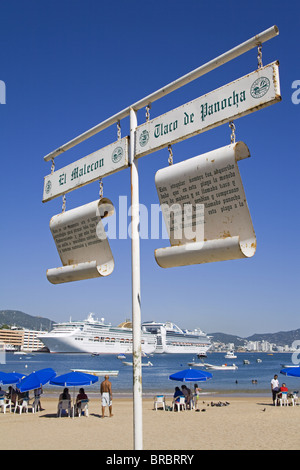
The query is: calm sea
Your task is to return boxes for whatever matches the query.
[1,352,299,397]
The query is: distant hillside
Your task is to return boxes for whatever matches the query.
[209,329,300,347]
[0,310,54,332]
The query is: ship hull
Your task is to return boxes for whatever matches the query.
[39,332,156,355]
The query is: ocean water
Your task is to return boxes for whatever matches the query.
[1,352,299,397]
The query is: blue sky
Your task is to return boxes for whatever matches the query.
[0,0,299,336]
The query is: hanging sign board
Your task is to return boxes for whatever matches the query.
[43,137,129,202]
[47,198,115,284]
[154,142,256,268]
[136,62,280,158]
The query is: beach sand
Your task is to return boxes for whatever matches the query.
[1,395,299,450]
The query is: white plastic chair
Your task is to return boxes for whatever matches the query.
[0,398,12,414]
[14,398,31,414]
[279,393,289,406]
[77,399,89,417]
[58,399,71,417]
[154,395,165,411]
[172,396,186,412]
[291,392,299,406]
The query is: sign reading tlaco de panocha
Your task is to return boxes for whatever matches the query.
[43,137,129,202]
[136,62,281,158]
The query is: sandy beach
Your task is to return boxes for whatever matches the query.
[0,395,299,450]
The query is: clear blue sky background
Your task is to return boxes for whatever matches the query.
[0,0,299,336]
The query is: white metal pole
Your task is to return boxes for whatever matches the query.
[129,108,143,450]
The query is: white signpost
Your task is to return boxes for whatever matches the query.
[42,26,280,450]
[136,62,280,158]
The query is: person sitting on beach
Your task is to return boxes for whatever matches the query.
[173,386,184,401]
[280,383,288,393]
[6,386,17,406]
[59,387,71,402]
[75,388,88,416]
[181,385,192,409]
[57,387,71,415]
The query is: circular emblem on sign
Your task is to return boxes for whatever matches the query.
[139,129,149,147]
[111,146,123,163]
[250,76,270,99]
[45,180,52,194]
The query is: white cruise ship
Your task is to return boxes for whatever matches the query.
[141,321,211,355]
[37,313,156,355]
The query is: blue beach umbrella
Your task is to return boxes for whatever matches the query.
[50,371,98,387]
[17,368,56,393]
[0,371,26,385]
[280,367,300,378]
[169,368,212,382]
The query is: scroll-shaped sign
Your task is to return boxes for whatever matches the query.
[154,142,256,268]
[47,198,114,284]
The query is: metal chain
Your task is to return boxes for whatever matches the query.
[229,121,236,144]
[51,158,55,174]
[146,104,151,122]
[99,178,103,199]
[62,194,66,213]
[168,145,173,165]
[117,120,121,141]
[257,43,263,69]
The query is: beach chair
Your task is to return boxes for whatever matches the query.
[14,398,31,414]
[172,396,186,412]
[154,395,165,411]
[77,399,89,417]
[0,398,12,414]
[58,399,71,417]
[291,391,299,406]
[279,393,289,406]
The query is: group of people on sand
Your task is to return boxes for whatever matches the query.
[0,385,44,410]
[173,383,202,409]
[271,374,289,405]
[57,375,113,418]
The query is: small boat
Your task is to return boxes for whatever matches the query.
[187,362,205,368]
[243,359,250,365]
[72,369,119,377]
[122,360,153,367]
[204,363,238,371]
[256,358,262,363]
[224,350,237,359]
[281,364,300,368]
[117,354,126,359]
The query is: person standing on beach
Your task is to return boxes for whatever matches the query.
[271,374,280,405]
[100,375,113,418]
